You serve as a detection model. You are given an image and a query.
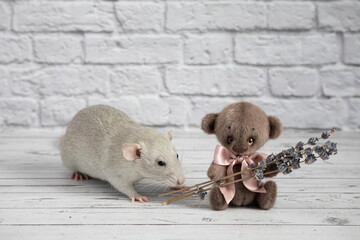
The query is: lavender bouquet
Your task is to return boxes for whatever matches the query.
[159,128,338,205]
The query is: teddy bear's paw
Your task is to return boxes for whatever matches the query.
[210,186,228,211]
[255,181,277,210]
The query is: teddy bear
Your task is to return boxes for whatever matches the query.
[201,102,282,211]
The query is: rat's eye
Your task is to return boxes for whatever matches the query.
[247,138,255,146]
[176,153,179,159]
[158,161,166,167]
[227,137,233,144]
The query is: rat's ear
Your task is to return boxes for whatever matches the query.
[201,113,218,134]
[165,129,173,141]
[268,116,282,139]
[122,143,142,161]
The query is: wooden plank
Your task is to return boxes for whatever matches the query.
[0,208,359,226]
[0,163,358,179]
[0,225,359,240]
[0,178,358,193]
[0,192,359,209]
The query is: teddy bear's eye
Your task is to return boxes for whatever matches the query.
[227,137,233,144]
[247,138,255,146]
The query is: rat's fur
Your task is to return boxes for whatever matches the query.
[201,102,282,210]
[60,105,184,201]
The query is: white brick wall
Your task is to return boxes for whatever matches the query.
[0,0,359,130]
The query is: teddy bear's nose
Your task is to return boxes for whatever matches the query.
[233,146,248,154]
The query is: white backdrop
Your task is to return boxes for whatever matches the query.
[0,0,359,130]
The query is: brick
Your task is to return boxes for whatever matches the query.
[7,66,108,97]
[235,34,337,65]
[137,96,170,125]
[0,2,11,30]
[256,99,345,129]
[318,2,360,32]
[8,67,40,97]
[166,2,266,31]
[164,96,192,126]
[188,97,237,126]
[13,1,114,32]
[166,66,266,96]
[0,98,38,126]
[89,97,141,123]
[34,36,83,63]
[349,98,360,129]
[41,98,87,126]
[89,96,170,125]
[0,36,31,63]
[344,34,360,65]
[269,68,318,97]
[0,68,10,96]
[37,67,109,97]
[115,2,164,32]
[86,36,181,64]
[321,68,360,97]
[184,34,231,65]
[267,2,315,30]
[110,67,162,96]
[190,98,345,129]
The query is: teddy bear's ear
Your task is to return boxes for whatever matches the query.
[201,113,218,134]
[268,116,282,139]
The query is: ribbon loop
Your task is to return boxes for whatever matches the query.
[213,145,267,204]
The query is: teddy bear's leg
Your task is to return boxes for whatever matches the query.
[209,186,228,211]
[231,181,256,206]
[255,181,277,210]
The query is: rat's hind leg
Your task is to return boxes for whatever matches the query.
[255,181,277,210]
[70,172,91,181]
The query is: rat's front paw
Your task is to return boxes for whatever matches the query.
[131,196,150,203]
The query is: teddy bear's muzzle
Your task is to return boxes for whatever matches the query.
[233,145,248,154]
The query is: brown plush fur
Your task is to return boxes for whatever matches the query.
[202,102,282,211]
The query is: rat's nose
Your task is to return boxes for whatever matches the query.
[177,176,184,185]
[233,145,248,154]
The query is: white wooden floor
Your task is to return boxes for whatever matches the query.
[0,129,359,240]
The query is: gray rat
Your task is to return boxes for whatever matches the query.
[60,104,185,203]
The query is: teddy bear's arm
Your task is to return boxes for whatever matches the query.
[207,163,227,181]
[263,162,279,178]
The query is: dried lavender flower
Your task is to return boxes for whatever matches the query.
[305,154,317,164]
[291,159,301,169]
[321,131,331,139]
[276,152,284,159]
[307,137,319,145]
[197,188,207,200]
[314,146,324,155]
[250,163,256,169]
[255,169,264,180]
[295,141,305,151]
[266,153,276,163]
[259,160,267,170]
[278,162,292,174]
[319,151,330,160]
[304,147,313,156]
[284,147,296,156]
[216,179,225,185]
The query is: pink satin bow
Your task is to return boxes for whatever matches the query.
[213,145,267,204]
